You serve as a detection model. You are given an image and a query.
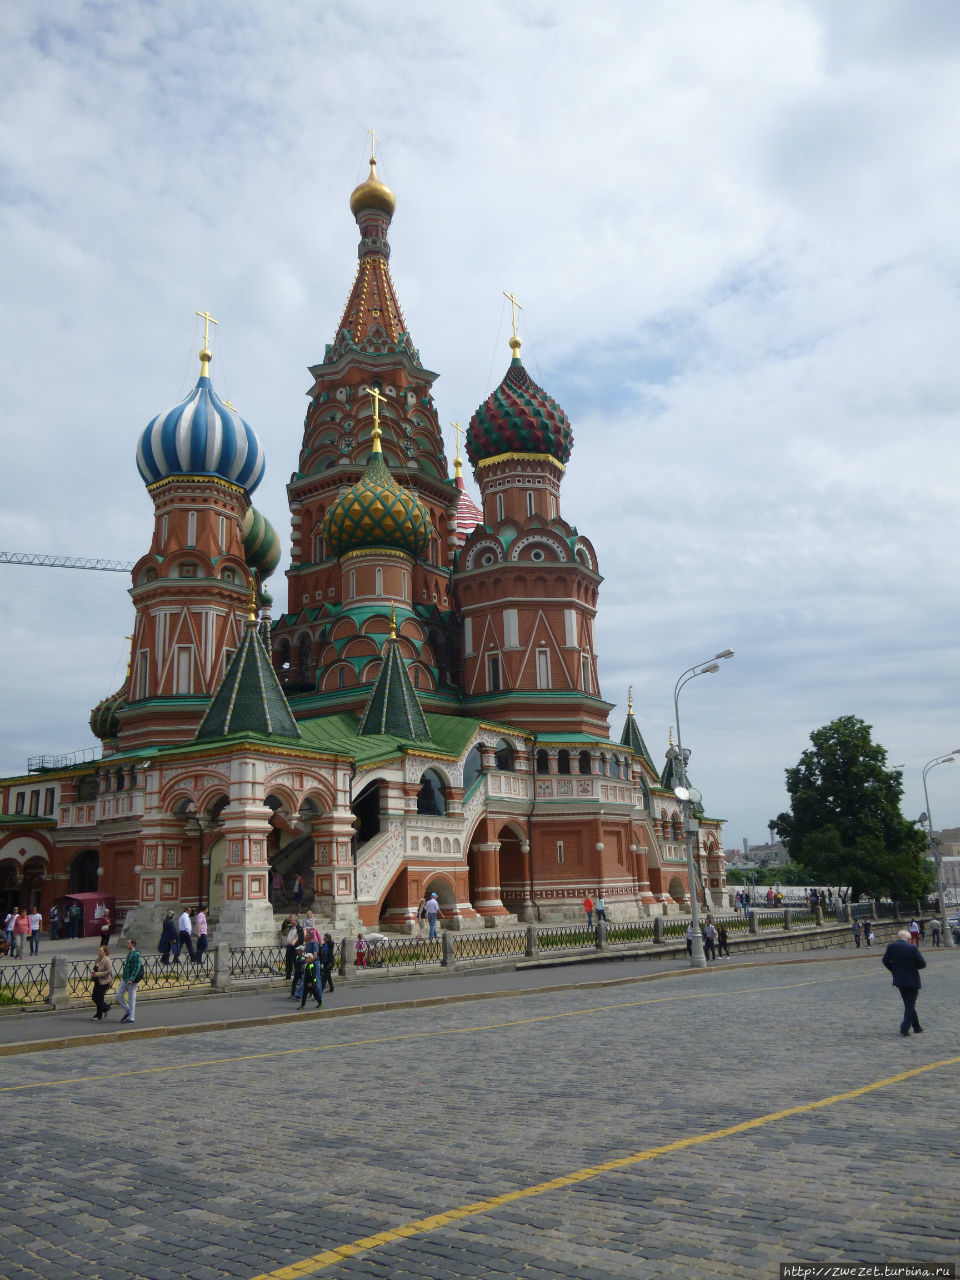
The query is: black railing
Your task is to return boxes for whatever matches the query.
[537,924,594,951]
[229,945,285,979]
[606,920,656,945]
[453,930,527,961]
[355,937,442,968]
[0,961,48,1003]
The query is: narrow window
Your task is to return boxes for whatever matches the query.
[337,667,346,690]
[536,648,550,689]
[29,791,40,816]
[536,750,549,774]
[187,511,197,547]
[526,490,535,517]
[496,493,504,522]
[137,652,149,699]
[503,609,519,648]
[487,654,501,692]
[218,515,226,552]
[557,841,564,864]
[375,567,383,596]
[463,617,473,656]
[175,646,193,694]
[581,654,592,692]
[14,791,25,814]
[44,787,55,815]
[348,570,356,600]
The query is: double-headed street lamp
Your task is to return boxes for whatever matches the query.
[670,649,734,968]
[921,751,959,948]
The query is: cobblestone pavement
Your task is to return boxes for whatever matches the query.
[1,953,958,1280]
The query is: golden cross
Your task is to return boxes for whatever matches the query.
[389,603,397,640]
[627,684,633,715]
[248,577,257,623]
[195,309,219,348]
[224,398,236,411]
[366,126,380,160]
[450,420,465,459]
[369,386,384,430]
[503,290,523,342]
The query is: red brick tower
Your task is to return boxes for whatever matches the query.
[456,319,608,735]
[274,151,462,700]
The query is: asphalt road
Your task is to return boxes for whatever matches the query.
[1,950,958,1280]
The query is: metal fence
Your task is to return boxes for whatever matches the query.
[229,945,285,979]
[606,920,656,946]
[67,953,213,997]
[356,936,442,968]
[453,930,527,961]
[536,923,595,951]
[0,961,48,1003]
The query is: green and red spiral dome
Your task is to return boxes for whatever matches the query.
[466,355,574,468]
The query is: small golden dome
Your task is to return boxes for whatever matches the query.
[350,157,396,217]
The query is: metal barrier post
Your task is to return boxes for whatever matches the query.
[46,955,69,1006]
[339,936,350,977]
[212,944,232,991]
[783,909,792,931]
[441,931,455,968]
[653,917,664,944]
[525,923,537,958]
[815,906,824,926]
[749,912,760,935]
[595,920,607,950]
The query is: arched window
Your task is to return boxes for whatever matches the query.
[536,749,549,774]
[494,739,514,771]
[417,769,446,816]
[606,754,617,777]
[463,744,484,791]
[557,749,571,775]
[298,634,312,678]
[376,567,383,596]
[578,750,591,775]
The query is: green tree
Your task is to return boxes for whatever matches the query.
[773,715,931,901]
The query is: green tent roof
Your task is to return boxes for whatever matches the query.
[357,634,430,741]
[196,622,301,741]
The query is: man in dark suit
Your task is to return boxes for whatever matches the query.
[882,929,927,1036]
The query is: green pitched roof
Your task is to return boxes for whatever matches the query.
[357,635,430,741]
[196,622,301,741]
[620,710,657,772]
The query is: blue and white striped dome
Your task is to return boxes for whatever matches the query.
[137,372,265,494]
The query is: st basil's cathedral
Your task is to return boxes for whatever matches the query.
[0,153,727,943]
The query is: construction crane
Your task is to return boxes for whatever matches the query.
[0,551,134,573]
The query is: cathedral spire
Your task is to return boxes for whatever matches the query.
[619,685,656,771]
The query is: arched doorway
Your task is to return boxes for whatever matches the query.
[69,849,100,894]
[667,874,686,904]
[497,824,526,913]
[423,875,456,930]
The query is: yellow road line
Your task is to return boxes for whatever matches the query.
[248,1053,960,1279]
[0,969,874,1094]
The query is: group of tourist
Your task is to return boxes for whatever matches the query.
[281,911,336,1009]
[157,906,208,965]
[685,917,730,960]
[2,908,41,958]
[582,893,607,927]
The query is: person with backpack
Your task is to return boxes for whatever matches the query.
[320,933,336,993]
[117,937,144,1024]
[298,952,323,1009]
[289,945,306,999]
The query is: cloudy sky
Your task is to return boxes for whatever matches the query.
[2,0,959,848]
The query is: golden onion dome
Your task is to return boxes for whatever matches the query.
[323,426,432,560]
[349,157,396,217]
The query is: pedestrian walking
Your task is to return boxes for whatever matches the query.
[293,873,304,909]
[177,908,196,962]
[930,916,941,947]
[908,919,920,947]
[320,933,336,993]
[99,908,112,948]
[28,908,42,955]
[595,893,607,923]
[424,892,440,940]
[290,945,306,999]
[298,953,323,1009]
[91,945,113,1020]
[304,927,319,959]
[49,904,60,941]
[68,901,81,938]
[4,910,16,955]
[355,933,368,968]
[717,923,730,958]
[852,919,861,948]
[882,928,926,1036]
[685,922,693,957]
[116,937,144,1024]
[195,905,208,961]
[583,893,595,928]
[703,917,717,961]
[12,908,30,958]
[159,911,179,965]
[282,915,302,980]
[416,896,427,934]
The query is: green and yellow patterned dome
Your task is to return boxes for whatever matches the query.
[323,425,432,560]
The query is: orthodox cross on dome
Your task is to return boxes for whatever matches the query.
[451,420,465,477]
[195,309,219,377]
[627,684,634,716]
[503,290,523,356]
[389,603,397,641]
[365,126,380,161]
[368,385,385,448]
[247,577,257,624]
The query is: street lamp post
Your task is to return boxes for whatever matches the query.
[921,752,959,949]
[671,649,734,968]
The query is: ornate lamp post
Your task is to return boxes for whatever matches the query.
[670,649,734,968]
[921,752,959,949]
